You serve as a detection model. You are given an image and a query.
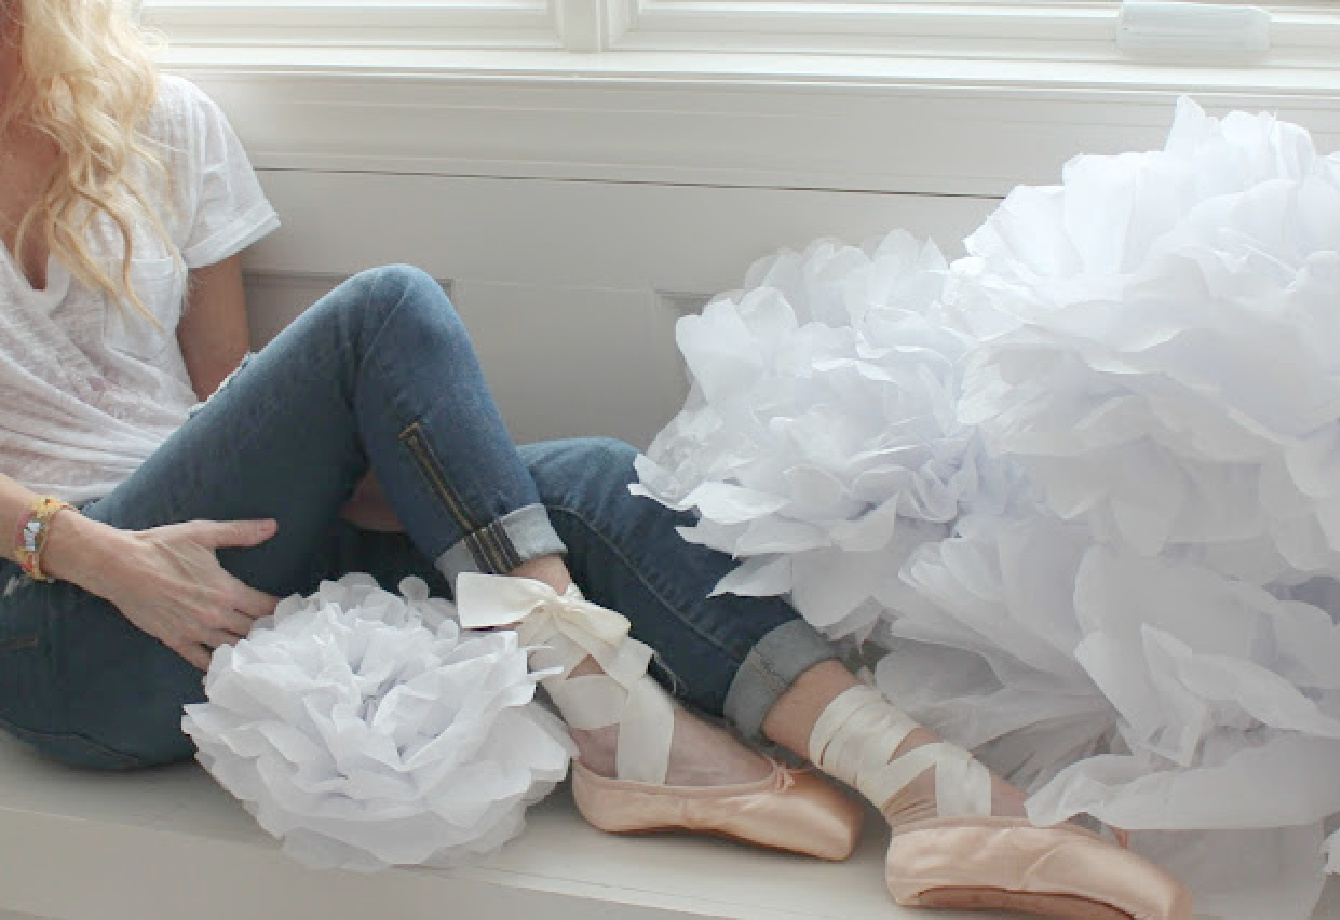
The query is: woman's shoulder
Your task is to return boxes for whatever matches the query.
[141,75,229,150]
[148,74,217,125]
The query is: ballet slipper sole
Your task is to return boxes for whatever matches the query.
[910,888,1133,920]
[885,817,1192,920]
[599,822,856,861]
[571,760,865,861]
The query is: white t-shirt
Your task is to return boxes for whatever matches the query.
[0,75,280,502]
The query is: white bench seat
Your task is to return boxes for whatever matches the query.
[0,732,1336,920]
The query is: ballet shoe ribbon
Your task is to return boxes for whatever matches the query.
[458,573,628,653]
[455,573,654,688]
[456,572,673,785]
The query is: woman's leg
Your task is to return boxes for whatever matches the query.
[514,438,840,785]
[517,440,835,724]
[0,266,821,779]
[757,659,1192,917]
[763,660,1029,817]
[313,437,846,786]
[91,264,567,595]
[0,266,567,766]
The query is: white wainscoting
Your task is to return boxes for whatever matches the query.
[243,170,998,449]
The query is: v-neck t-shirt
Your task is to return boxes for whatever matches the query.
[0,75,279,502]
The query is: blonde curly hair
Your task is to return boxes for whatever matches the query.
[3,0,171,317]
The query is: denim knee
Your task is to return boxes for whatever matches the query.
[530,437,640,497]
[340,264,446,331]
[568,437,639,482]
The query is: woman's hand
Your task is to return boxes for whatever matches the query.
[44,515,280,670]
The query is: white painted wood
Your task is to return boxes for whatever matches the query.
[0,733,936,920]
[143,0,567,50]
[605,0,1339,61]
[241,171,997,448]
[245,172,995,297]
[168,65,1340,202]
[1,731,1338,920]
[142,0,1340,66]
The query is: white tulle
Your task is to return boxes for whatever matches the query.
[635,99,1340,919]
[181,574,574,871]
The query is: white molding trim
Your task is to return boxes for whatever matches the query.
[147,2,1340,198]
[144,1,568,50]
[604,0,1340,62]
[145,1,1340,65]
[167,59,1340,198]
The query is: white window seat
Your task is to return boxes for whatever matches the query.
[0,732,910,920]
[2,731,1339,920]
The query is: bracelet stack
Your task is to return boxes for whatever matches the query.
[14,497,76,582]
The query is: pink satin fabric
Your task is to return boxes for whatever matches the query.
[571,760,864,861]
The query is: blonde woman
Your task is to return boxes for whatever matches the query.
[0,3,1192,918]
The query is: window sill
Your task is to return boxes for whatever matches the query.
[159,44,1340,196]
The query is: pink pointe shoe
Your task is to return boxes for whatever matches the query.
[811,686,1193,920]
[571,759,862,861]
[457,574,865,861]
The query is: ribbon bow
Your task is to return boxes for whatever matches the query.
[456,573,645,676]
[456,573,673,784]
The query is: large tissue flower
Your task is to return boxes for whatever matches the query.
[638,98,1340,917]
[878,512,1340,919]
[881,514,1340,805]
[951,98,1340,582]
[181,575,574,871]
[634,230,1021,639]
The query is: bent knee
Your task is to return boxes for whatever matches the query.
[561,437,639,482]
[354,264,443,316]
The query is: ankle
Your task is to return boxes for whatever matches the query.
[507,555,573,593]
[570,724,619,777]
[810,685,995,821]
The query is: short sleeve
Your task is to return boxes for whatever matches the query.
[162,77,281,269]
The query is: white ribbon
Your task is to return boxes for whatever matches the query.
[811,685,991,818]
[457,573,675,784]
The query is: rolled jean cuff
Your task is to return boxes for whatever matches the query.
[434,503,568,585]
[722,618,840,742]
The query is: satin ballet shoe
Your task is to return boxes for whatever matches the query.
[571,758,864,860]
[457,573,864,861]
[810,686,1192,920]
[886,817,1192,920]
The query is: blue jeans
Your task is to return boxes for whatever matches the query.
[0,265,835,770]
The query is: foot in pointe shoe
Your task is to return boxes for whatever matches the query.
[569,700,864,861]
[811,686,1193,920]
[456,573,865,861]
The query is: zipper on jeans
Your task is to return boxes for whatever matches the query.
[399,421,512,572]
[399,421,475,530]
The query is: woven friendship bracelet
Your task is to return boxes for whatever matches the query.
[14,497,76,582]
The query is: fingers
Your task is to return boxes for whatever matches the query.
[215,608,258,638]
[230,581,279,620]
[179,642,212,671]
[191,519,279,550]
[178,626,247,672]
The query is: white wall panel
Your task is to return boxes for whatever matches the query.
[183,72,1340,199]
[243,170,996,447]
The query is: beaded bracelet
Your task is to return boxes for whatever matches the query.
[15,497,76,582]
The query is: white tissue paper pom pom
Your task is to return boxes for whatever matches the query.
[875,514,1115,790]
[635,230,1023,639]
[950,97,1340,581]
[1326,826,1340,874]
[181,574,574,871]
[878,510,1340,919]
